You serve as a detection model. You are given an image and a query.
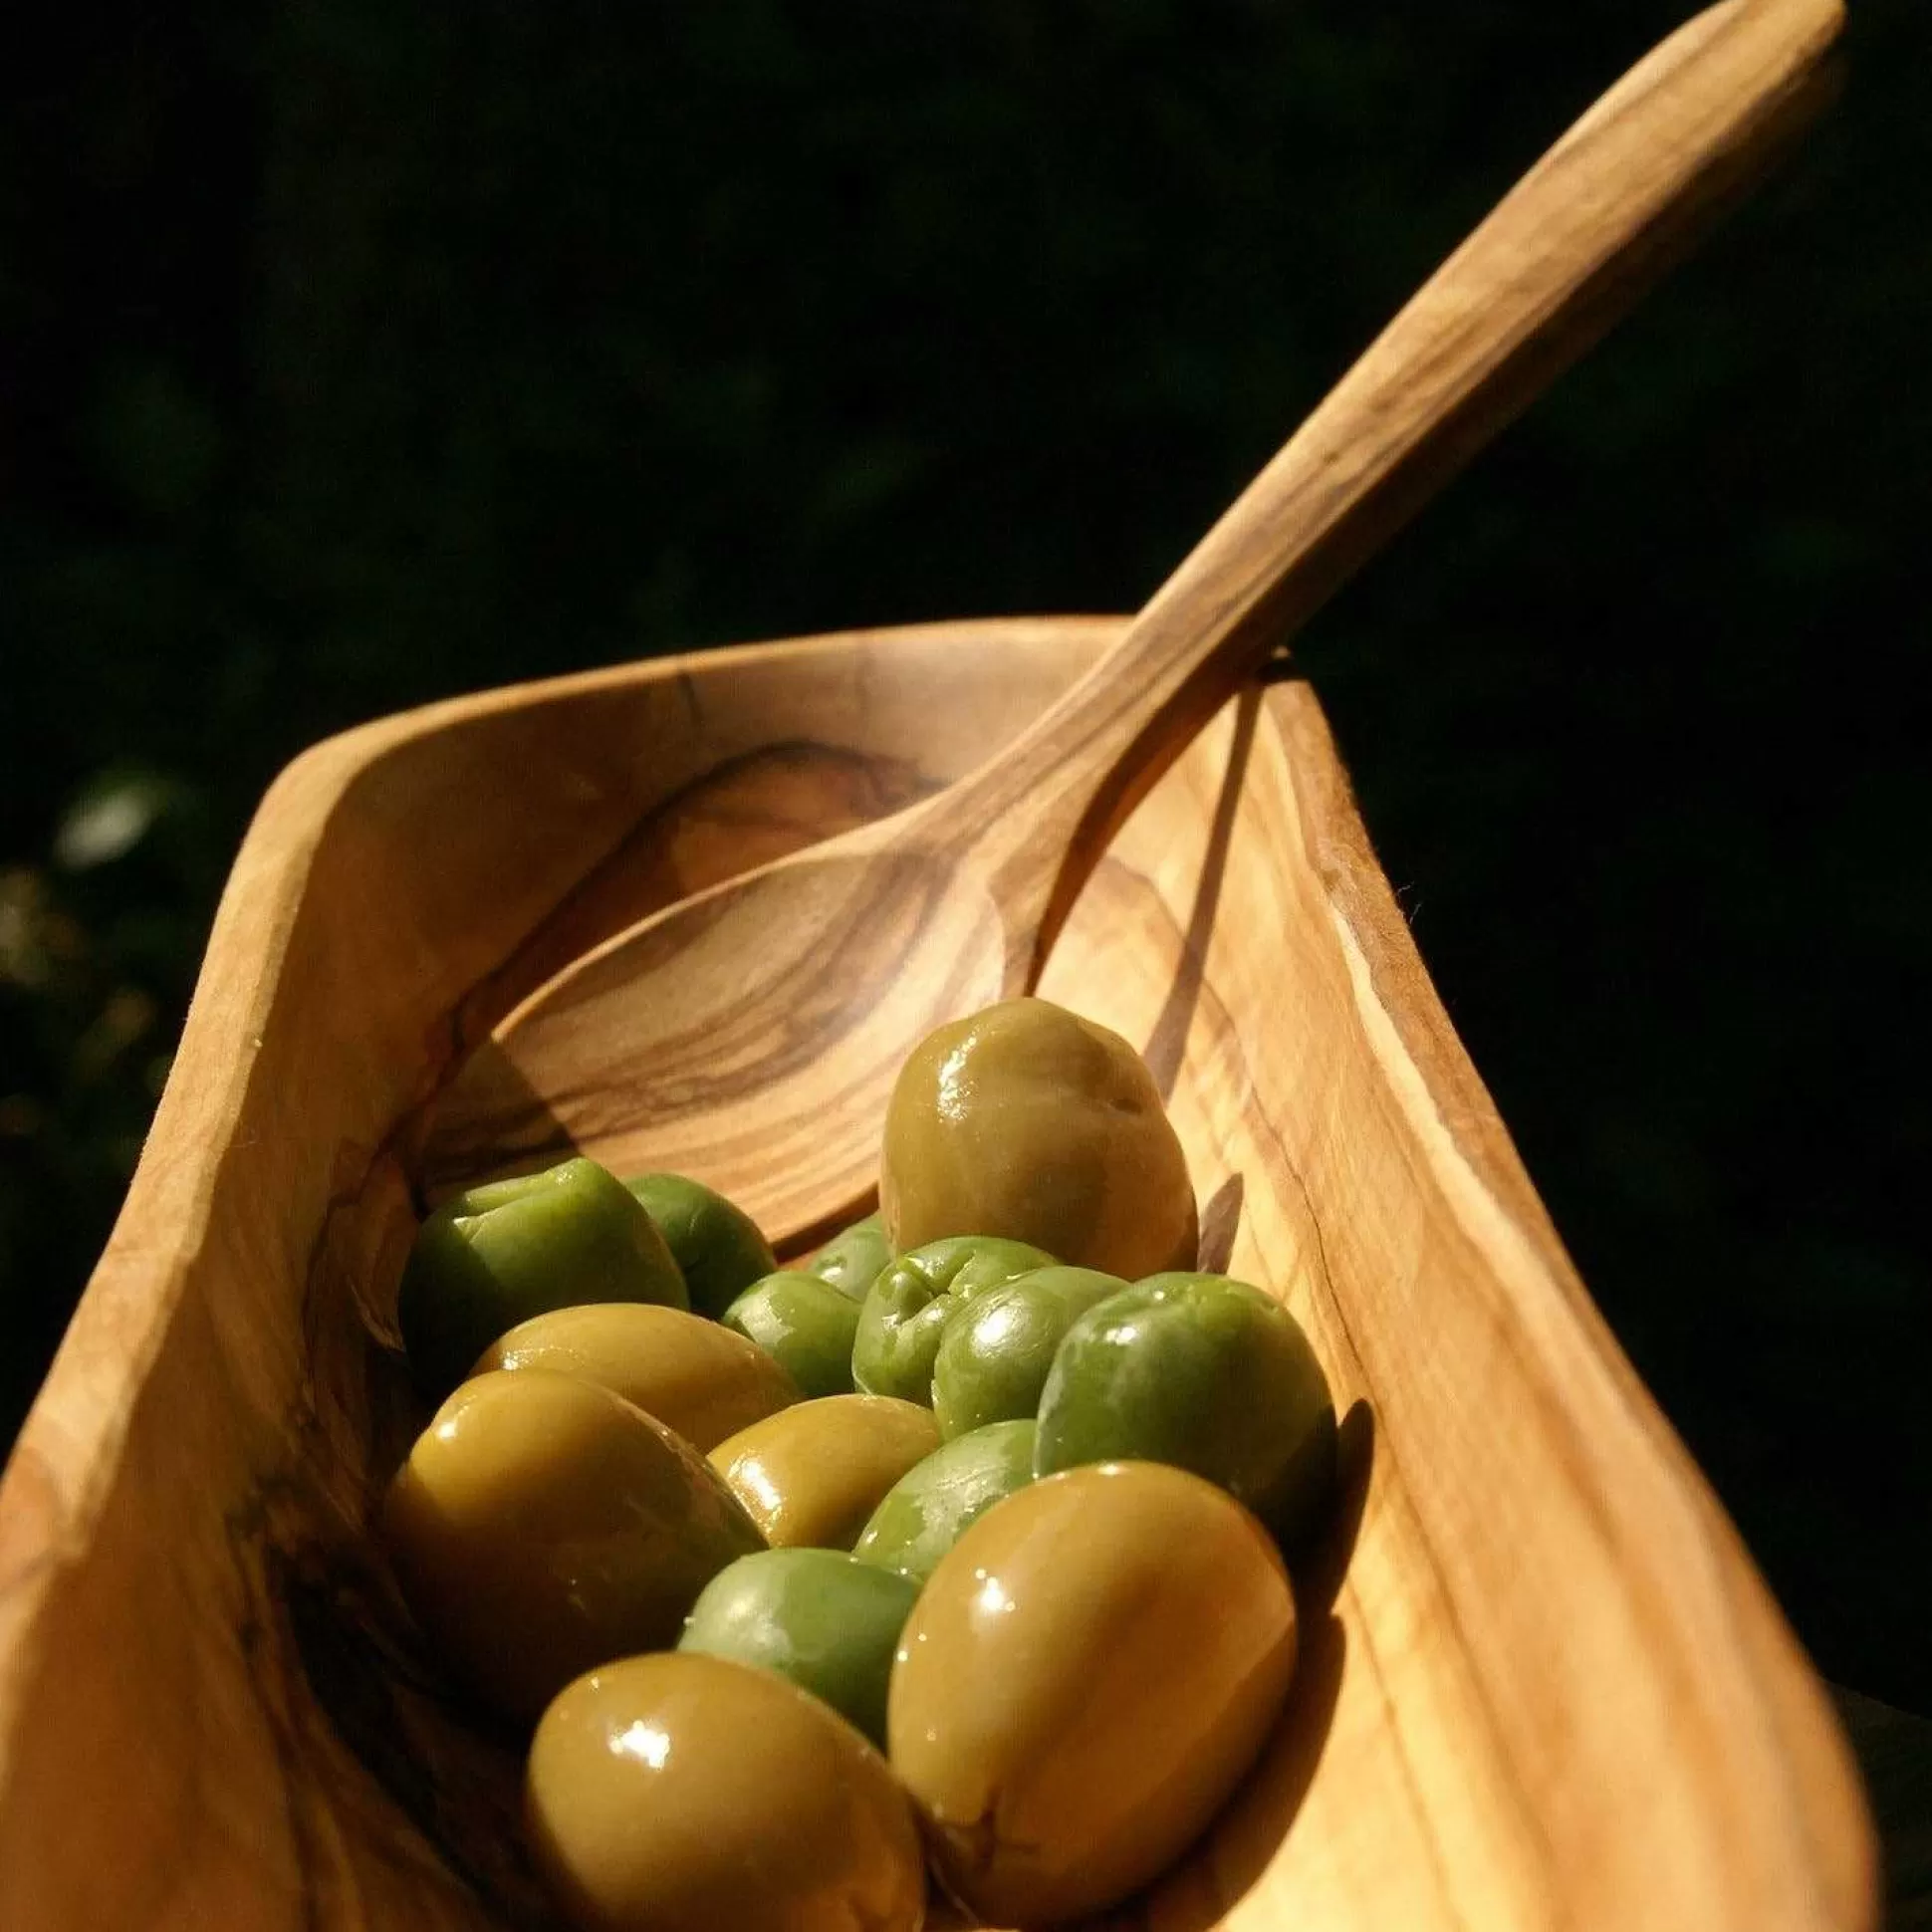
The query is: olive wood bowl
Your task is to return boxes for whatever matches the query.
[0,618,1876,1930]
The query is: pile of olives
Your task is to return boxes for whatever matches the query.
[382,996,1337,1929]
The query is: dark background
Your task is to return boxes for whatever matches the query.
[2,0,1925,1754]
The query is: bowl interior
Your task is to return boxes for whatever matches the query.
[0,617,1872,1932]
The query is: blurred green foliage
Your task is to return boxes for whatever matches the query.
[2,0,1927,1715]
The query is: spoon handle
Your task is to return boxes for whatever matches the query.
[933,0,1841,968]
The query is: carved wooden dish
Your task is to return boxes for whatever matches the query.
[0,617,1876,1930]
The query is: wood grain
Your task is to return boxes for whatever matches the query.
[1041,682,1873,1931]
[0,618,1113,1930]
[418,0,1845,1252]
[0,616,1875,1929]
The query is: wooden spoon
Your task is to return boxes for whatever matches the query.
[420,0,1842,1248]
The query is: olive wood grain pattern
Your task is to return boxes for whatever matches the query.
[0,617,1876,1931]
[419,0,1844,1249]
[0,619,1114,1932]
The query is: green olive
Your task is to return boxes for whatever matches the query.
[678,1548,920,1748]
[929,1265,1126,1439]
[879,997,1198,1278]
[397,1156,688,1400]
[1034,1272,1337,1547]
[474,1302,798,1452]
[708,1395,941,1550]
[380,1369,764,1722]
[851,1418,1036,1584]
[850,1235,1056,1405]
[887,1461,1298,1924]
[623,1171,776,1320]
[529,1652,925,1932]
[721,1271,861,1399]
[805,1210,893,1303]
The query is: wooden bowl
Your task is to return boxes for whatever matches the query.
[0,617,1876,1930]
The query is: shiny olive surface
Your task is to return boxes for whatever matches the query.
[397,1156,687,1400]
[1034,1272,1337,1546]
[709,1395,941,1550]
[530,1652,925,1932]
[721,1271,861,1399]
[888,1461,1298,1924]
[930,1265,1125,1439]
[850,1235,1055,1404]
[623,1171,776,1320]
[475,1302,799,1452]
[852,1418,1036,1585]
[381,1369,764,1721]
[805,1211,893,1304]
[879,997,1198,1278]
[678,1548,919,1748]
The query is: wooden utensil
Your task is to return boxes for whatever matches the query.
[0,616,1875,1928]
[419,0,1844,1249]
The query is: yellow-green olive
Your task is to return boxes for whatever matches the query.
[528,1652,925,1932]
[879,997,1198,1278]
[473,1302,800,1452]
[709,1395,941,1551]
[887,1460,1298,1924]
[381,1369,764,1722]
